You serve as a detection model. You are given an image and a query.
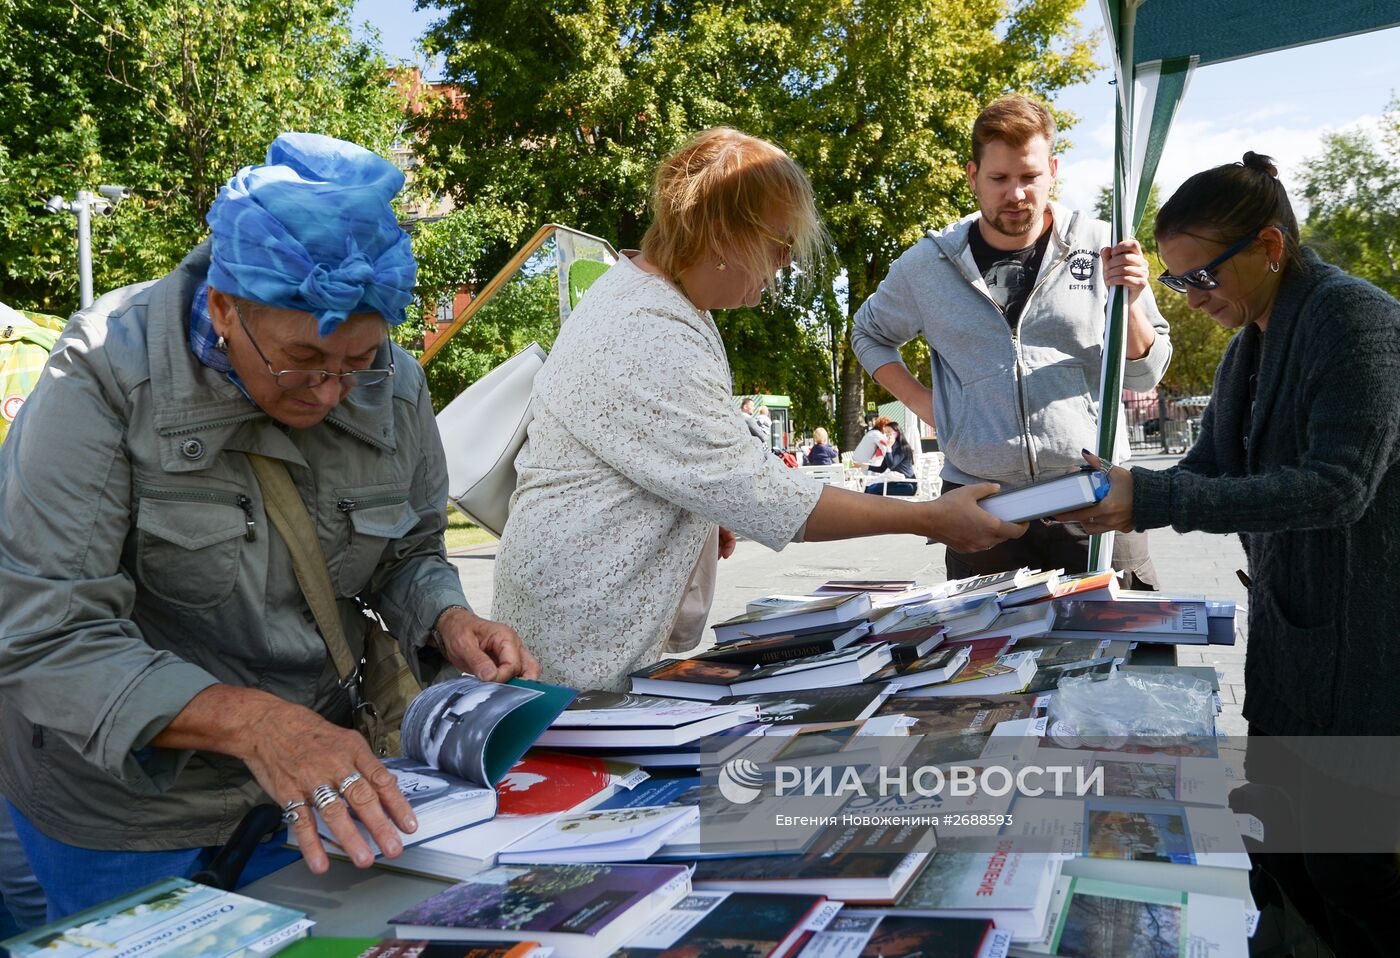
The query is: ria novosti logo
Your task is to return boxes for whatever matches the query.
[717,757,765,804]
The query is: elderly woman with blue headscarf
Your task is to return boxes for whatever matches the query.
[0,133,537,920]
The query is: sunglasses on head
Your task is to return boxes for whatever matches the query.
[1157,224,1271,293]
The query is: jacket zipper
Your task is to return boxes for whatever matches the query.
[136,483,258,541]
[156,410,265,437]
[1009,247,1072,479]
[337,492,409,513]
[327,417,388,449]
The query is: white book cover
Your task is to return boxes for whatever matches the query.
[980,469,1109,523]
[498,805,699,864]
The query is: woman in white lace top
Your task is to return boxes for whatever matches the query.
[493,128,1026,689]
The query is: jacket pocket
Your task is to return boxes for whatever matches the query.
[1248,585,1340,729]
[333,485,417,596]
[938,372,1028,483]
[1024,362,1096,474]
[135,489,253,609]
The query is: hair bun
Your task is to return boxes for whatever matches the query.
[1242,151,1279,178]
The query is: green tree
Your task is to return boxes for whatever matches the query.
[1094,183,1234,394]
[0,0,402,313]
[1297,104,1400,298]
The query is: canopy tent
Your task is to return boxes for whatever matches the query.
[1089,0,1400,569]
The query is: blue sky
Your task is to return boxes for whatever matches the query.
[353,1,1399,216]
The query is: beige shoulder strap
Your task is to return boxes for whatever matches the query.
[247,453,358,683]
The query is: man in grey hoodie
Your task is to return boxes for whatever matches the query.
[852,94,1172,587]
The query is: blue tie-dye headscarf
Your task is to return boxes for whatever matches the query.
[205,132,416,336]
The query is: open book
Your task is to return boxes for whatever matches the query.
[300,675,576,851]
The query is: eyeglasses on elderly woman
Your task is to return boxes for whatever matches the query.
[233,299,395,389]
[1156,224,1273,293]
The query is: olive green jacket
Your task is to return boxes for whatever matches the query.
[0,244,468,849]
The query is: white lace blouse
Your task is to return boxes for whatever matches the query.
[492,256,823,689]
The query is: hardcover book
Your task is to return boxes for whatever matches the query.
[864,643,971,691]
[691,624,869,666]
[1047,599,1209,644]
[716,684,888,727]
[390,864,691,958]
[902,650,1038,698]
[712,593,873,643]
[979,467,1110,523]
[795,912,993,958]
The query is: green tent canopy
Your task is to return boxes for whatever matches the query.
[1089,0,1400,569]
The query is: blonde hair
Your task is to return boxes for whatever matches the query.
[813,427,829,444]
[972,94,1057,165]
[641,128,827,291]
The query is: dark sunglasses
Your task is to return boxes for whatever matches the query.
[1157,225,1270,293]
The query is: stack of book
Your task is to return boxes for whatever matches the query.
[7,573,1254,958]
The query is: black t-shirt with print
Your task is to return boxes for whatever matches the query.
[968,221,1053,330]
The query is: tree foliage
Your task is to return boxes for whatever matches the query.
[1297,103,1400,298]
[0,0,402,313]
[417,0,1096,444]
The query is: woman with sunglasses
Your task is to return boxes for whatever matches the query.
[493,128,1027,691]
[1062,151,1400,952]
[0,133,537,921]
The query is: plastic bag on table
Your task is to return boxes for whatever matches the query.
[1047,669,1215,746]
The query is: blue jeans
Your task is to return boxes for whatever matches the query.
[6,800,302,923]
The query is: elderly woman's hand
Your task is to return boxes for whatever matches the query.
[153,685,415,876]
[1055,451,1136,533]
[434,607,540,683]
[924,483,1029,553]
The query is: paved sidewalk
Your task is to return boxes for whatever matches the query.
[449,453,1250,731]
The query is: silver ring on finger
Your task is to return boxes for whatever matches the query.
[281,799,307,825]
[312,783,341,811]
[338,772,364,795]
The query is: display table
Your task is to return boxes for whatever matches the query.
[242,859,450,937]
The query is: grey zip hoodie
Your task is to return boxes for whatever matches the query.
[852,202,1171,486]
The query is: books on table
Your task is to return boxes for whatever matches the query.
[814,578,916,594]
[497,805,700,864]
[884,841,1063,942]
[979,466,1110,523]
[869,594,1002,642]
[283,941,554,958]
[949,604,1056,644]
[585,721,768,768]
[1014,875,1250,956]
[717,684,889,727]
[368,752,643,880]
[902,650,1038,698]
[0,876,311,958]
[1003,570,1119,606]
[630,644,892,701]
[691,821,935,904]
[932,568,1041,601]
[616,891,834,958]
[535,697,760,749]
[390,863,692,958]
[712,592,873,643]
[796,911,997,958]
[864,643,971,691]
[1047,599,1210,645]
[692,623,870,666]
